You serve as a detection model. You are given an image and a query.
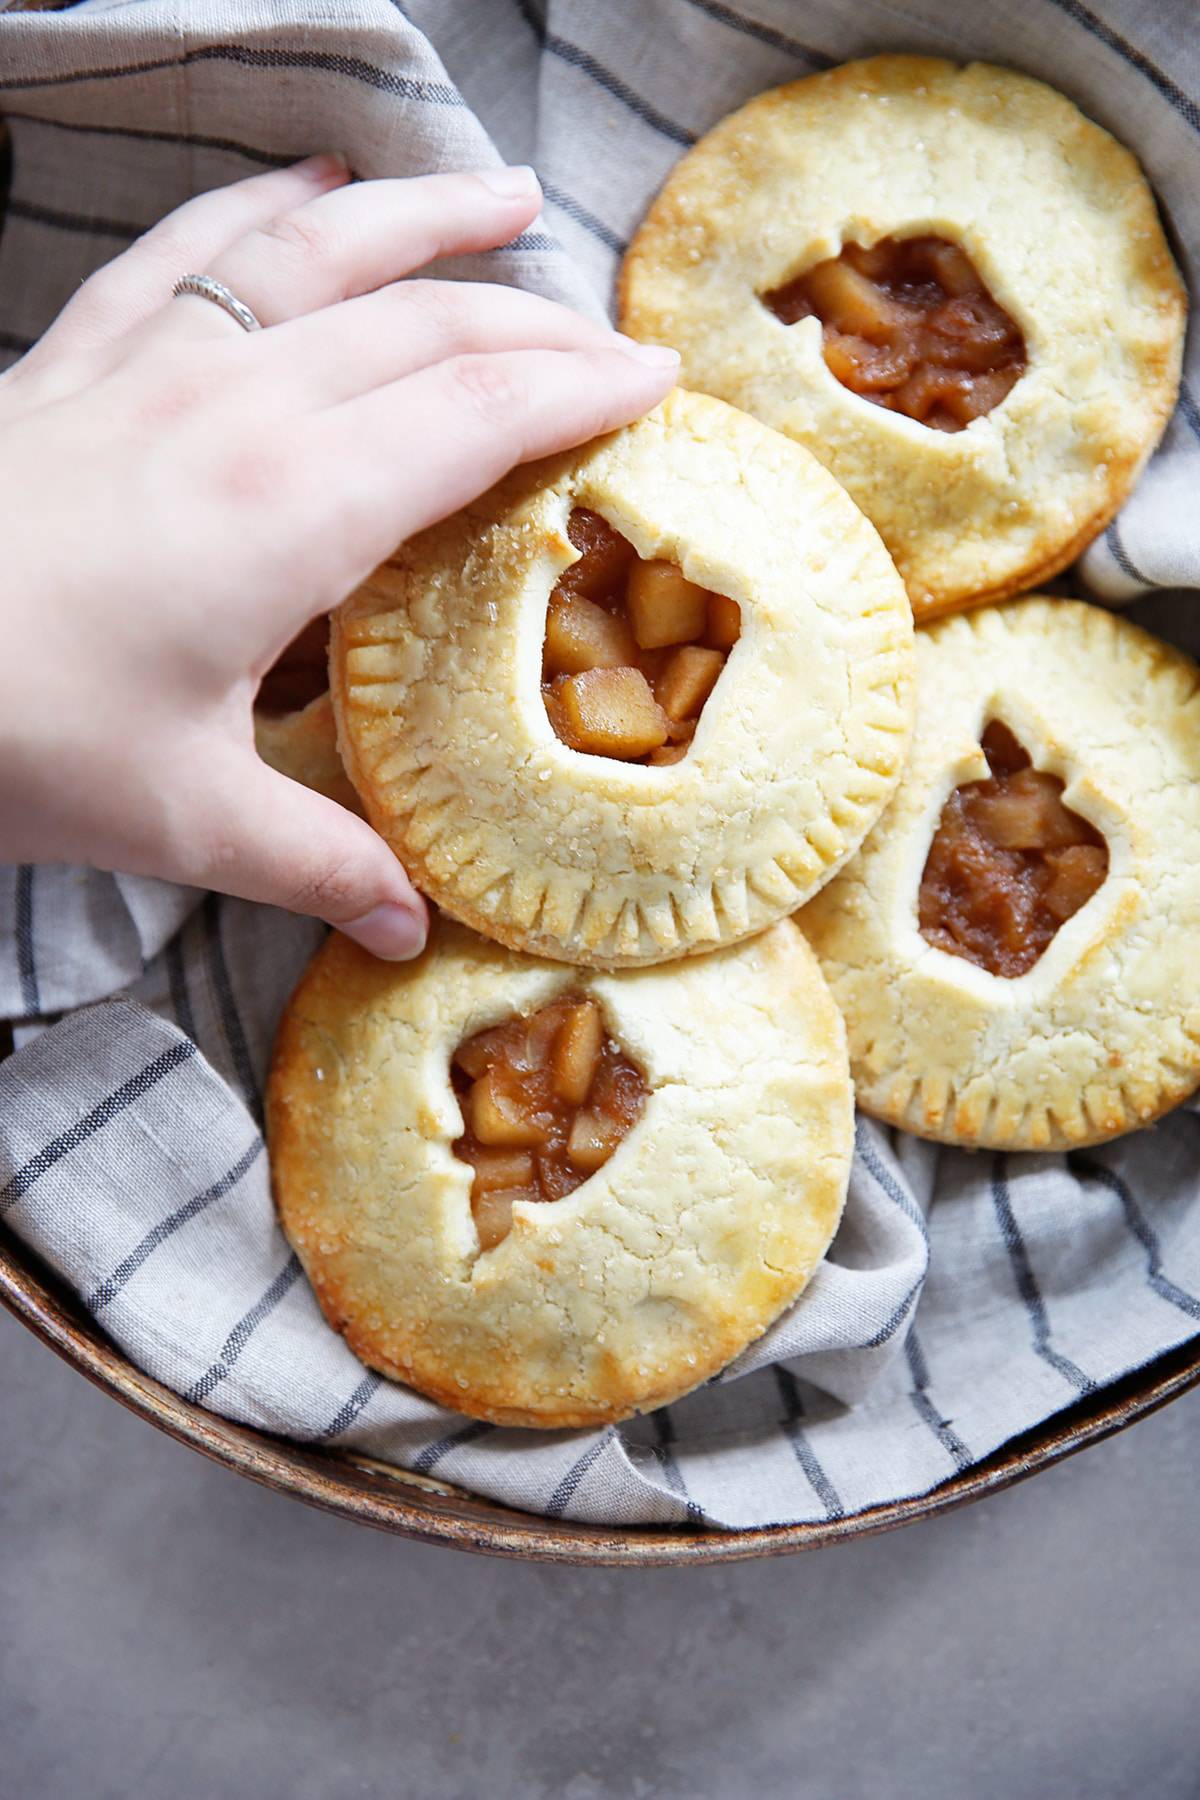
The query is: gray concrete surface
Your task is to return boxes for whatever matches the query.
[2,1303,1198,1800]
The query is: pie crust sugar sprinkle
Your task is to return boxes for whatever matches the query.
[619,55,1186,621]
[799,597,1200,1151]
[332,387,914,969]
[267,917,854,1429]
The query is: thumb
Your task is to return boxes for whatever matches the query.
[196,755,428,958]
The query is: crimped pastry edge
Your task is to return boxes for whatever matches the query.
[332,387,914,969]
[799,596,1200,1150]
[267,917,854,1426]
[618,55,1186,622]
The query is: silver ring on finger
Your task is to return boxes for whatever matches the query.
[172,273,263,333]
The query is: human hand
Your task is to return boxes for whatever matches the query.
[0,155,678,958]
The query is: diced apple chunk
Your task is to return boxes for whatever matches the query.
[453,1024,508,1080]
[656,645,725,723]
[1043,846,1107,921]
[976,771,1089,852]
[626,561,709,649]
[926,241,981,296]
[553,1000,603,1105]
[517,1005,561,1074]
[472,1188,541,1252]
[543,593,636,677]
[467,1148,535,1194]
[648,742,690,767]
[704,592,741,651]
[554,667,669,758]
[467,1067,548,1147]
[567,1109,625,1172]
[802,258,902,341]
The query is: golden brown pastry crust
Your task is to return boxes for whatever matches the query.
[332,388,913,968]
[267,918,854,1428]
[799,597,1200,1150]
[254,691,363,815]
[619,56,1186,622]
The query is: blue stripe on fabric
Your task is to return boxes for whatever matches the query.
[0,1039,197,1215]
[545,1428,616,1518]
[504,7,695,147]
[1177,382,1200,447]
[855,1121,931,1240]
[85,1138,264,1313]
[195,44,459,106]
[165,934,198,1044]
[412,1417,493,1474]
[540,180,628,254]
[6,165,552,259]
[506,229,560,253]
[1042,0,1200,134]
[773,1367,844,1519]
[1069,1153,1200,1322]
[184,1253,303,1403]
[991,1153,1095,1393]
[507,0,545,43]
[13,113,297,168]
[311,1372,384,1443]
[851,1122,931,1346]
[651,1407,705,1523]
[14,866,39,1015]
[0,45,463,108]
[1105,519,1150,586]
[5,194,142,240]
[202,894,260,1123]
[905,1331,971,1470]
[864,1279,923,1349]
[675,0,833,66]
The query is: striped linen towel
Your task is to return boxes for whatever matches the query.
[0,0,1197,1530]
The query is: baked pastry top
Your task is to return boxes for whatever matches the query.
[619,55,1186,622]
[799,597,1200,1151]
[267,917,854,1429]
[332,387,914,968]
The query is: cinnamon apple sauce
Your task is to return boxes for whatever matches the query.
[763,235,1027,431]
[452,994,649,1250]
[918,722,1108,977]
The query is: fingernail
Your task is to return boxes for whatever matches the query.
[614,339,681,369]
[294,152,349,181]
[477,164,541,200]
[338,902,427,961]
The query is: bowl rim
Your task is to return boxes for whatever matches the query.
[4,1225,1200,1566]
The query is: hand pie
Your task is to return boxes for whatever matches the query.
[799,598,1200,1150]
[619,56,1186,622]
[254,692,362,815]
[332,387,914,968]
[267,918,854,1428]
[253,615,362,814]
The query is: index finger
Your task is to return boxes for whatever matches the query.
[38,154,351,358]
[299,341,681,592]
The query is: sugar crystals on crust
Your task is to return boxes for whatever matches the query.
[332,388,914,968]
[619,56,1186,621]
[799,597,1200,1150]
[267,918,854,1429]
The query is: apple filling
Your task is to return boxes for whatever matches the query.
[542,508,741,764]
[762,235,1026,431]
[918,722,1108,978]
[451,994,649,1250]
[258,615,330,715]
